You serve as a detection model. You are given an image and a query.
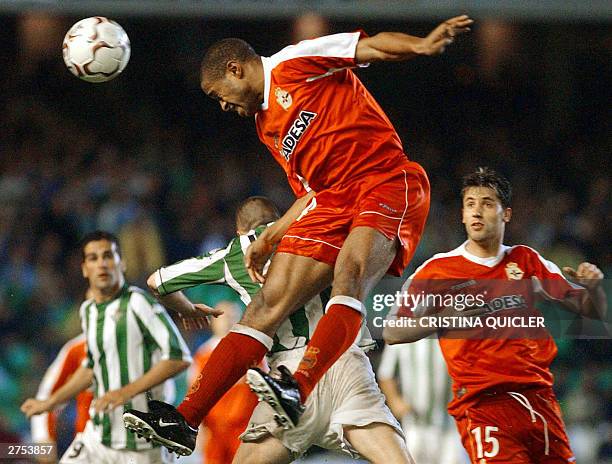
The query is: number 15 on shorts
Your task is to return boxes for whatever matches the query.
[471,426,500,459]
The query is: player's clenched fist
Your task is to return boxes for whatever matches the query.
[21,398,53,418]
[563,262,604,290]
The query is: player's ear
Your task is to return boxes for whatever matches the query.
[81,262,88,279]
[226,60,243,78]
[502,207,512,222]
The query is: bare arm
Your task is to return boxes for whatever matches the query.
[245,190,316,283]
[21,366,94,418]
[256,190,316,246]
[378,377,411,420]
[559,263,607,320]
[384,304,487,344]
[356,15,473,64]
[383,319,438,345]
[146,274,224,329]
[92,359,189,412]
[383,298,436,344]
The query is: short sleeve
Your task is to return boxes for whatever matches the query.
[154,248,229,296]
[270,31,367,83]
[130,293,192,362]
[530,250,585,301]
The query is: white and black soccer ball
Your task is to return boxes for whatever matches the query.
[62,17,130,83]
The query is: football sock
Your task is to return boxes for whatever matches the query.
[177,329,271,427]
[293,296,363,402]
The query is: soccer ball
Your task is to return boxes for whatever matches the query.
[62,17,130,83]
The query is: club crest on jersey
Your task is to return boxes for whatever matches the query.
[280,110,317,161]
[505,262,524,280]
[108,306,122,322]
[275,87,292,110]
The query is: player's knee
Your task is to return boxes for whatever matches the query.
[232,442,288,464]
[333,256,368,296]
[232,452,267,464]
[240,289,291,334]
[344,423,413,464]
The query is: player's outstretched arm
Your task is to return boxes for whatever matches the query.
[356,15,473,64]
[561,262,607,319]
[146,274,224,329]
[21,366,94,418]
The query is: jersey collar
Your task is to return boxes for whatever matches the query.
[458,240,511,268]
[95,283,129,309]
[260,56,272,111]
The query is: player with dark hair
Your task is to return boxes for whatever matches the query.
[22,230,193,464]
[123,16,473,454]
[383,167,607,463]
[200,38,259,84]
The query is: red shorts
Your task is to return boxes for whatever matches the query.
[455,387,575,463]
[277,161,430,276]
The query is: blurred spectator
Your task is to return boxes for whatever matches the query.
[292,12,330,42]
[119,207,166,284]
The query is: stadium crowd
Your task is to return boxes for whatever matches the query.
[0,14,609,463]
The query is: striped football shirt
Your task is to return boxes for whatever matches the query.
[80,284,191,450]
[154,225,329,354]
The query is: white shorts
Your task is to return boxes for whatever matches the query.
[59,421,175,464]
[241,345,404,459]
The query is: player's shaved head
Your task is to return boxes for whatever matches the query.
[462,167,512,208]
[235,196,280,233]
[201,38,259,84]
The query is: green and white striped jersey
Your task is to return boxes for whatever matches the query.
[378,340,453,429]
[154,225,376,355]
[154,225,327,354]
[79,284,191,450]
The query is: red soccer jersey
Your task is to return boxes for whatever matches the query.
[31,335,93,442]
[400,242,584,418]
[256,32,411,196]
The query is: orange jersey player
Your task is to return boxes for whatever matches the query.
[254,31,429,276]
[384,167,607,464]
[123,16,473,461]
[189,302,259,464]
[31,334,93,445]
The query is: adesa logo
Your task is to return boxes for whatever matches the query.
[280,110,317,161]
